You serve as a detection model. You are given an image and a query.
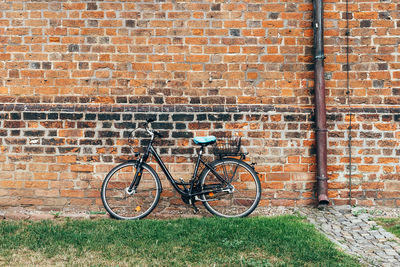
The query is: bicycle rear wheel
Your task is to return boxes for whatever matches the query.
[101,161,161,220]
[199,158,261,218]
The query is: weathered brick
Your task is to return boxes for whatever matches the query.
[25,181,49,189]
[172,114,194,121]
[70,164,94,173]
[0,0,398,213]
[60,113,83,120]
[4,121,25,128]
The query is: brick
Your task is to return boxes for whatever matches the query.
[284,164,308,172]
[25,181,49,189]
[362,182,384,190]
[205,46,227,54]
[172,114,194,121]
[59,130,83,137]
[57,155,76,164]
[24,131,45,137]
[0,181,23,188]
[60,190,84,198]
[262,182,284,190]
[4,121,25,128]
[261,55,284,62]
[70,199,93,206]
[71,165,94,173]
[0,0,398,213]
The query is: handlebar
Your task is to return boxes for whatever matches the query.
[143,119,162,138]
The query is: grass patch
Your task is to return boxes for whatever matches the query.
[0,216,361,266]
[375,218,400,238]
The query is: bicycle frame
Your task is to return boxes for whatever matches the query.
[128,134,232,199]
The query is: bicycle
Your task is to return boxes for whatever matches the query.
[101,119,261,219]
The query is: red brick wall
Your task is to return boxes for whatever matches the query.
[0,0,399,212]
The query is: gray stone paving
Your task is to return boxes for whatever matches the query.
[300,206,400,267]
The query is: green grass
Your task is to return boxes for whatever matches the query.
[0,215,361,266]
[375,218,400,238]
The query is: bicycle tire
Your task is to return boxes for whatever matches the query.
[101,161,161,220]
[199,158,261,218]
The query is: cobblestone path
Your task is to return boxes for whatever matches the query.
[300,206,400,267]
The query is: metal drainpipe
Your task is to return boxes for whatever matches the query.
[313,0,329,206]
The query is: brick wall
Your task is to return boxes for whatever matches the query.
[0,0,399,213]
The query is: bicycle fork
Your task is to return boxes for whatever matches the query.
[126,158,144,195]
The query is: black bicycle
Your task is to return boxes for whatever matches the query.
[101,119,261,219]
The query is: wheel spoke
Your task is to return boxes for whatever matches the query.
[229,163,240,183]
[222,162,229,185]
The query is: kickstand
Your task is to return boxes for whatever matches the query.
[191,202,199,214]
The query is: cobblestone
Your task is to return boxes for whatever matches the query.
[300,206,400,267]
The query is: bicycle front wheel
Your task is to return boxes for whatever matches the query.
[101,161,161,220]
[200,158,261,218]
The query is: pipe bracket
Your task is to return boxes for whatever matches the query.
[316,175,328,181]
[314,55,326,60]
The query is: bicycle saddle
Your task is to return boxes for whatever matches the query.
[193,136,217,145]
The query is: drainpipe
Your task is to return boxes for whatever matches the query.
[313,0,329,206]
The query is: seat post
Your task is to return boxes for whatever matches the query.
[199,145,205,155]
[191,145,205,189]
